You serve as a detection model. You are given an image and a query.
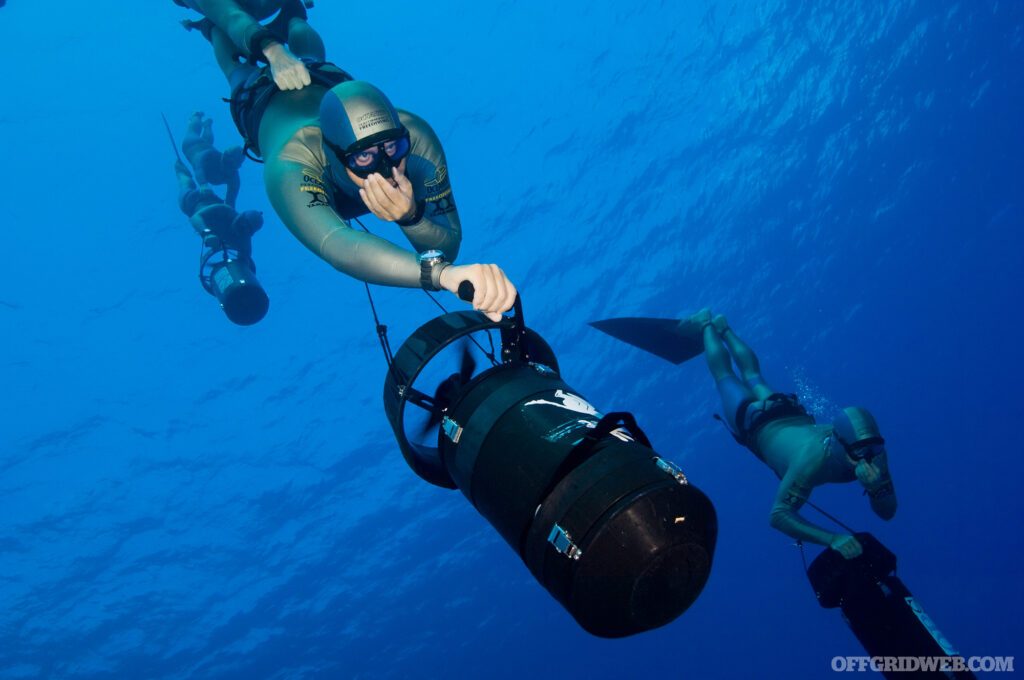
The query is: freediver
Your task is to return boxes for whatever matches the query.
[172,111,267,324]
[689,308,897,558]
[173,0,518,321]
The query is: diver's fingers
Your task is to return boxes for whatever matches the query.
[495,266,517,313]
[855,460,882,487]
[273,60,309,90]
[363,173,414,221]
[373,173,411,214]
[440,264,515,321]
[393,166,414,196]
[358,185,382,215]
[361,175,395,219]
[476,263,516,315]
[474,264,516,317]
[473,264,499,313]
[362,174,387,205]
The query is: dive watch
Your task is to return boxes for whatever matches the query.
[418,250,449,292]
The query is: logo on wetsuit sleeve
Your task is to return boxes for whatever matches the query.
[424,164,455,217]
[300,171,330,208]
[424,165,447,188]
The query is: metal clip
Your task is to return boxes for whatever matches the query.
[548,524,583,560]
[442,416,463,443]
[655,457,689,485]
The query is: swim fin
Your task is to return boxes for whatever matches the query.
[588,316,705,365]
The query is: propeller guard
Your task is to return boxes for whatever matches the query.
[382,310,559,488]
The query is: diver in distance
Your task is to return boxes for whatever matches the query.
[174,0,322,91]
[173,1,517,321]
[591,308,897,558]
[172,112,268,325]
[689,309,896,558]
[182,110,245,208]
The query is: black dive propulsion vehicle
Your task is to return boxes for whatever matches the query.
[807,533,977,680]
[382,287,718,637]
[192,205,268,326]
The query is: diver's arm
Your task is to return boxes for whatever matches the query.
[768,472,838,547]
[263,153,423,287]
[768,464,862,559]
[194,0,309,89]
[397,111,463,260]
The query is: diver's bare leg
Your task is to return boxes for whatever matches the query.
[717,316,775,400]
[210,24,246,81]
[703,324,737,382]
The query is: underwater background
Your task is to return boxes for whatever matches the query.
[1,0,1021,678]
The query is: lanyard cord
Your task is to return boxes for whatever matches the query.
[362,279,393,368]
[352,217,500,369]
[795,501,858,574]
[806,500,857,535]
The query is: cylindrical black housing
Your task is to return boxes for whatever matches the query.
[808,533,977,680]
[207,259,269,326]
[383,311,717,637]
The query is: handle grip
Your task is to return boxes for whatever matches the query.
[455,280,523,329]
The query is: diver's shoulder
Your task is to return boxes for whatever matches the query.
[271,125,329,173]
[398,109,440,142]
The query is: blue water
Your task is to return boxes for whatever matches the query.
[1,1,1021,678]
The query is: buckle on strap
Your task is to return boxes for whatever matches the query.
[547,524,583,560]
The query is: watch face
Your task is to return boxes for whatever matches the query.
[419,249,444,262]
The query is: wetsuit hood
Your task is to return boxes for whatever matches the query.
[832,407,884,452]
[319,80,404,153]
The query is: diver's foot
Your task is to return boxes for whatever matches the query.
[713,314,729,334]
[686,308,713,330]
[188,111,205,124]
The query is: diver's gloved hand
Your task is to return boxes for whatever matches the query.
[358,168,416,222]
[829,533,863,560]
[440,263,517,323]
[263,42,311,90]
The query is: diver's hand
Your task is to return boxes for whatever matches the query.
[263,42,311,90]
[855,460,882,489]
[829,534,863,560]
[359,168,416,222]
[440,264,517,322]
